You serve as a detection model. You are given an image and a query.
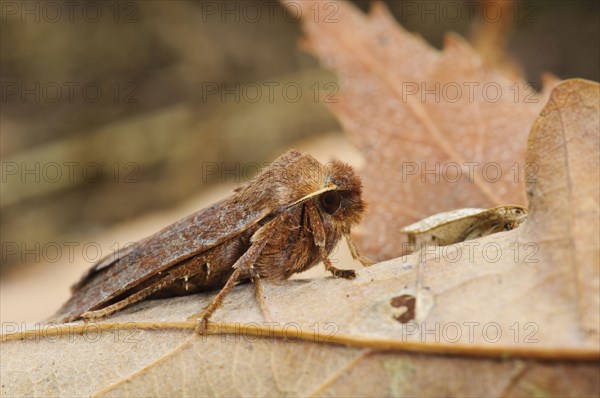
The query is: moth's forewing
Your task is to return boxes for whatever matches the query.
[52,198,271,322]
[71,242,137,291]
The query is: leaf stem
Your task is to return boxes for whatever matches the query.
[2,321,598,362]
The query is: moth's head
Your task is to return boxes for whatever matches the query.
[320,160,366,231]
[238,150,366,231]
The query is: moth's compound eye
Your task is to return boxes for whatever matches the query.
[320,191,341,214]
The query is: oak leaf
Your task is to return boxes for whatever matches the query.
[2,79,598,398]
[288,0,556,260]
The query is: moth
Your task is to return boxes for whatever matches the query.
[52,150,372,330]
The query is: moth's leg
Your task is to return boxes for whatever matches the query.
[195,268,241,333]
[190,266,272,330]
[195,217,280,334]
[344,232,374,267]
[321,255,356,279]
[306,202,356,280]
[249,266,272,322]
[82,266,192,321]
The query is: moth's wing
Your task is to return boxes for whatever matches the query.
[69,243,137,291]
[52,198,272,322]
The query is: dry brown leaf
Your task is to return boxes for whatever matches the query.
[523,78,600,340]
[400,205,527,248]
[288,0,556,261]
[2,79,599,398]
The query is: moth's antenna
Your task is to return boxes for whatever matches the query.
[287,185,337,208]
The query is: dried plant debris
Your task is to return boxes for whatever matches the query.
[2,79,598,398]
[401,205,527,251]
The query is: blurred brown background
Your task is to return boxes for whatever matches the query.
[1,0,599,323]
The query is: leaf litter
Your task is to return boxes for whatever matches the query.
[2,1,598,396]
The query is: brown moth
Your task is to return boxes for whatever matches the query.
[52,150,372,330]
